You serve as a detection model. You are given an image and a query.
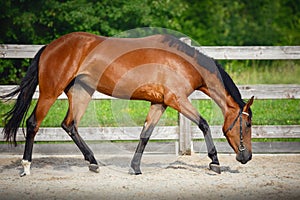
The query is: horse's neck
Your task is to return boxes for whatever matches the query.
[206,87,241,134]
[200,81,240,119]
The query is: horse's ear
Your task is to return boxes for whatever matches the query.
[244,96,254,112]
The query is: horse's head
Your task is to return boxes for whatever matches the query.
[223,96,254,164]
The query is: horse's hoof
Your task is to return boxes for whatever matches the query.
[128,167,142,175]
[20,172,27,177]
[209,163,221,174]
[89,164,100,173]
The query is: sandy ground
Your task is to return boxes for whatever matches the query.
[0,153,299,200]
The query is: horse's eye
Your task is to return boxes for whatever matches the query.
[246,122,251,128]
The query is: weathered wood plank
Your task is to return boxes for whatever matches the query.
[195,46,300,60]
[190,84,300,100]
[0,44,44,58]
[0,85,116,100]
[0,142,177,155]
[251,125,300,138]
[0,126,179,142]
[1,44,300,60]
[1,141,299,154]
[191,125,300,139]
[236,84,300,99]
[1,84,299,100]
[179,112,192,155]
[193,141,300,153]
[1,125,299,142]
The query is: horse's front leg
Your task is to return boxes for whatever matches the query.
[130,103,167,175]
[170,98,221,174]
[198,118,221,174]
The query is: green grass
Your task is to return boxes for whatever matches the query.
[223,60,300,84]
[1,99,299,127]
[194,99,300,126]
[0,99,177,127]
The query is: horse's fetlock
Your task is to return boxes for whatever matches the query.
[208,147,219,165]
[20,160,31,176]
[130,162,142,175]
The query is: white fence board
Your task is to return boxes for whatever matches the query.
[1,125,299,142]
[0,44,43,58]
[195,46,300,60]
[1,84,299,100]
[1,44,300,60]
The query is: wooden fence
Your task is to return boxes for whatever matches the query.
[1,42,300,155]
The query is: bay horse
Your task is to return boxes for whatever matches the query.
[1,32,254,176]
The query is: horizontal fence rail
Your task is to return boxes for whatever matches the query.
[1,125,299,142]
[1,44,300,59]
[195,46,300,60]
[1,84,300,100]
[1,42,300,154]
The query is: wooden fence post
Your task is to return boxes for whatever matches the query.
[179,111,192,155]
[178,37,193,155]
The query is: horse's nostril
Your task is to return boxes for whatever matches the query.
[249,154,252,160]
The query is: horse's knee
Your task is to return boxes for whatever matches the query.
[140,123,155,139]
[198,117,209,133]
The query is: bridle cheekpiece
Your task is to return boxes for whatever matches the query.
[224,108,250,152]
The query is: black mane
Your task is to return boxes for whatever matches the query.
[214,61,245,108]
[162,35,246,109]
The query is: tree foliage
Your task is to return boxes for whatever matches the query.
[0,0,299,84]
[181,0,300,45]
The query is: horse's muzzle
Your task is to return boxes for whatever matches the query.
[236,149,252,164]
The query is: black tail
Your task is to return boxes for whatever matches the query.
[1,46,47,146]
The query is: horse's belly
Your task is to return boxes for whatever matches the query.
[104,83,165,103]
[130,84,165,102]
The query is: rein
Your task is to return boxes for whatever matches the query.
[224,108,249,152]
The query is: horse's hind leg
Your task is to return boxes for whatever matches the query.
[61,81,99,172]
[21,97,57,176]
[130,103,167,175]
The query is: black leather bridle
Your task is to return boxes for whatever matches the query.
[224,108,250,152]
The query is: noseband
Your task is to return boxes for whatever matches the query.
[224,108,249,152]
